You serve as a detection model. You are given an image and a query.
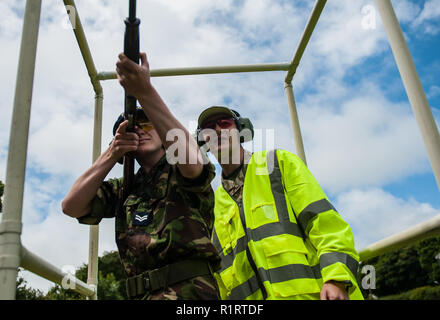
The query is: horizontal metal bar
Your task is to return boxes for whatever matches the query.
[98,62,291,80]
[63,0,102,95]
[285,0,327,83]
[358,214,440,262]
[20,246,95,297]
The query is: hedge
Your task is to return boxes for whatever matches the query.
[379,285,440,300]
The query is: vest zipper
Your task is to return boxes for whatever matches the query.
[237,201,268,300]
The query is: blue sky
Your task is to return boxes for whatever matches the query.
[338,18,440,207]
[0,0,439,293]
[351,15,440,208]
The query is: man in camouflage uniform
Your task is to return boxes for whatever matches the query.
[62,52,221,300]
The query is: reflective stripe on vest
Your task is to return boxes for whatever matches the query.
[228,253,359,300]
[297,198,337,234]
[213,220,303,273]
[214,149,359,299]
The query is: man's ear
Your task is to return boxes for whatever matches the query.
[236,117,254,143]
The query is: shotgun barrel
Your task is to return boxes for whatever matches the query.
[122,0,140,200]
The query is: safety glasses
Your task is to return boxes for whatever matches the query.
[201,117,235,130]
[136,121,154,132]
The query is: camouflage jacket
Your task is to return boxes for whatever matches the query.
[77,155,221,279]
[221,149,253,202]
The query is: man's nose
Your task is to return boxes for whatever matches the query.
[134,126,144,135]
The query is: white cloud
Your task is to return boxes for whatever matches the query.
[392,0,422,23]
[411,0,440,35]
[335,188,440,250]
[412,0,440,25]
[428,85,440,99]
[305,1,389,80]
[0,0,24,40]
[27,111,94,178]
[301,81,430,194]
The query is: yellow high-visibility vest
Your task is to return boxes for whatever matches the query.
[212,149,364,300]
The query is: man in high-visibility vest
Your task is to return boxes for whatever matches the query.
[196,106,364,300]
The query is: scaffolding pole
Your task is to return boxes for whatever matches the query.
[63,0,103,300]
[359,214,440,261]
[20,246,95,297]
[375,0,440,191]
[86,93,103,300]
[97,62,291,80]
[284,83,307,165]
[285,0,327,83]
[0,0,42,300]
[283,0,327,164]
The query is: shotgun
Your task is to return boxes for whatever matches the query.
[122,0,140,201]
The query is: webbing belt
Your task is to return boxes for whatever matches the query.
[125,260,212,299]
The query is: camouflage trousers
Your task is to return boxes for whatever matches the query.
[139,274,220,300]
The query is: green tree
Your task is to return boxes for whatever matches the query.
[361,237,440,298]
[417,236,440,285]
[75,251,127,299]
[45,250,126,300]
[96,271,125,300]
[45,283,83,300]
[15,268,46,300]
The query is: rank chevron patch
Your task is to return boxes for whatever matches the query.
[135,215,149,222]
[132,211,152,226]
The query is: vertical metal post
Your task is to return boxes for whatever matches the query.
[375,0,440,191]
[0,0,42,300]
[87,226,99,300]
[284,82,307,165]
[63,0,103,300]
[283,0,326,166]
[86,93,103,300]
